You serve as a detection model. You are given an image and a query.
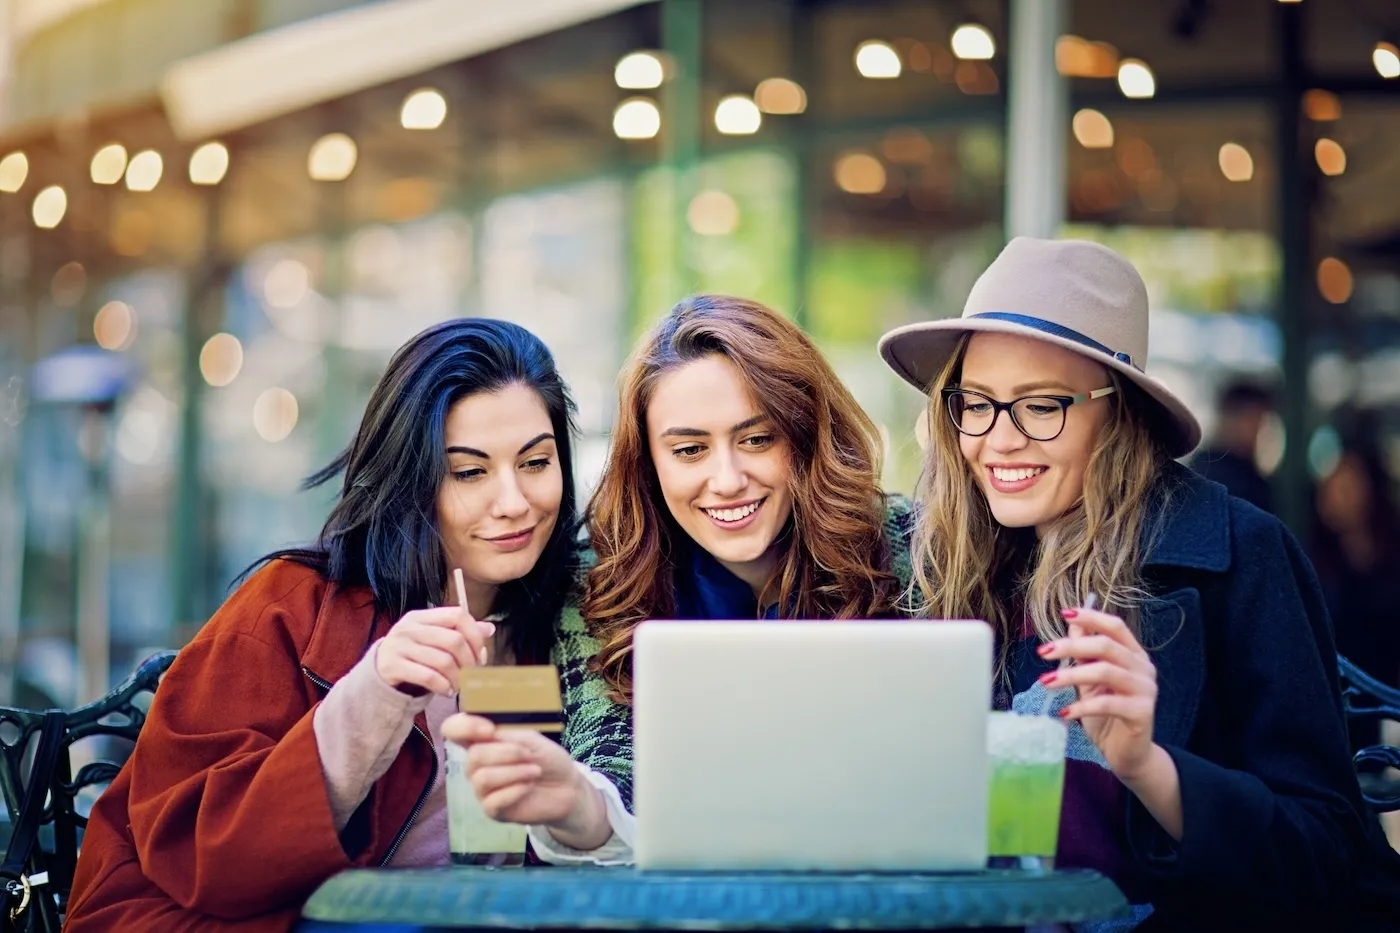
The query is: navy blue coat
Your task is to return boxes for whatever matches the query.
[1128,464,1399,930]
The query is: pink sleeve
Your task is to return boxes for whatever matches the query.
[312,640,434,831]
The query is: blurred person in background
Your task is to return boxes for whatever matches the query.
[1312,434,1400,752]
[1189,378,1276,513]
[444,294,913,863]
[66,319,581,931]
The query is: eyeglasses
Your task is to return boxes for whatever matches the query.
[941,386,1116,442]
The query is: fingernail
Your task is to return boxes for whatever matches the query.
[1058,707,1071,718]
[1037,671,1057,686]
[478,646,489,666]
[1036,643,1053,657]
[479,621,496,636]
[1061,608,1078,619]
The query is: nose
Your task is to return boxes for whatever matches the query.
[706,447,748,499]
[491,472,531,520]
[986,406,1028,454]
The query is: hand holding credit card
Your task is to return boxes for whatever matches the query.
[450,565,564,732]
[458,665,564,734]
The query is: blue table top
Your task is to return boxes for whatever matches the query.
[300,865,1130,930]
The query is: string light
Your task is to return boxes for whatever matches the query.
[755,78,807,115]
[189,142,230,185]
[1375,42,1400,79]
[855,41,902,79]
[1218,143,1254,182]
[615,52,665,89]
[613,99,661,140]
[1117,59,1156,98]
[714,96,761,135]
[90,144,128,185]
[32,186,67,228]
[1072,109,1114,149]
[200,333,243,386]
[834,153,887,194]
[951,25,995,61]
[400,89,447,130]
[0,153,29,193]
[1315,139,1346,176]
[124,150,164,191]
[308,134,357,181]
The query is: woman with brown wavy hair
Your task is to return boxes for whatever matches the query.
[443,294,913,862]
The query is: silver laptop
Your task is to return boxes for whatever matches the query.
[632,620,992,872]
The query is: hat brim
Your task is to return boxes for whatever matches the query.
[878,318,1202,458]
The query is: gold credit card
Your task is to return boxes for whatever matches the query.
[459,665,564,733]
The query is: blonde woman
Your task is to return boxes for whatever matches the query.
[880,237,1400,931]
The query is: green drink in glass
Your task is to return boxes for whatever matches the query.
[447,741,528,866]
[986,711,1067,860]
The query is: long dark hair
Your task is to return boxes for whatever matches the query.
[254,318,579,664]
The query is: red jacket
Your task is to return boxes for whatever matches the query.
[66,560,435,931]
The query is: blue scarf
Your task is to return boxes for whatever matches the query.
[672,542,779,621]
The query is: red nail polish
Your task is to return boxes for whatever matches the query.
[1058,708,1071,718]
[1037,671,1057,686]
[1061,608,1078,619]
[1036,643,1053,657]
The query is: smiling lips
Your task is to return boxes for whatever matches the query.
[700,497,766,530]
[986,464,1048,494]
[483,525,536,552]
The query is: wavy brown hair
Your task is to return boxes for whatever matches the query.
[911,335,1172,678]
[584,295,901,703]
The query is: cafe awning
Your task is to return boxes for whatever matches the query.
[160,0,648,141]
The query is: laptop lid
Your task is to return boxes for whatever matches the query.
[633,620,992,872]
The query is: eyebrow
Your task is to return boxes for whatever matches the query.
[659,414,768,440]
[446,432,555,459]
[960,380,1076,396]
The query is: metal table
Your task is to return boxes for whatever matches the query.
[298,865,1129,930]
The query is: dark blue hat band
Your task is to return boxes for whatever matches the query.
[968,312,1136,369]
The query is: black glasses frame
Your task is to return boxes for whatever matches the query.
[940,386,1117,442]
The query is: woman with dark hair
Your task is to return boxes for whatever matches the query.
[444,295,912,862]
[67,318,579,931]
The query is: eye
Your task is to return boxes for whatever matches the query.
[522,456,552,472]
[963,401,994,415]
[1023,402,1061,417]
[740,433,775,450]
[452,467,486,482]
[672,444,704,460]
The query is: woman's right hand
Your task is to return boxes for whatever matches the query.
[375,607,494,697]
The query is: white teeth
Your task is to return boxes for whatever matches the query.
[991,467,1046,483]
[703,500,762,523]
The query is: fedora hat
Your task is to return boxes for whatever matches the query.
[878,236,1201,457]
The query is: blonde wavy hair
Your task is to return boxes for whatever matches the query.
[910,335,1171,669]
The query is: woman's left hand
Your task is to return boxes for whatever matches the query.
[1038,606,1159,781]
[442,713,612,850]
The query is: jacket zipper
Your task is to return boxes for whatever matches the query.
[302,667,438,867]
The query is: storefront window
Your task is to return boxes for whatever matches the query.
[1066,0,1278,90]
[632,148,799,333]
[1064,101,1280,443]
[807,121,1005,492]
[1306,97,1400,473]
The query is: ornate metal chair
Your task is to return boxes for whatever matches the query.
[1337,654,1400,813]
[0,650,176,932]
